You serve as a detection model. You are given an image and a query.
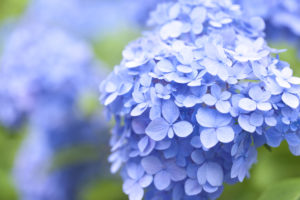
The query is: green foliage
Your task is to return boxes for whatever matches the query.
[270,43,300,76]
[93,29,140,67]
[78,92,101,117]
[50,145,102,172]
[0,0,28,21]
[258,178,300,200]
[0,127,24,200]
[81,178,127,200]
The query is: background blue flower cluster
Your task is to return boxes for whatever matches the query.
[0,21,109,199]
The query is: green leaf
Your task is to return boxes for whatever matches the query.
[258,178,300,200]
[0,0,28,21]
[81,179,127,200]
[50,145,102,172]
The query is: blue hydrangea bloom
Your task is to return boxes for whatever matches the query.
[25,0,173,39]
[100,0,300,199]
[25,0,124,39]
[0,23,109,198]
[235,0,300,54]
[0,23,98,128]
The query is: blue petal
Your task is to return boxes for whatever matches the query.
[149,105,161,120]
[191,136,202,148]
[197,163,207,185]
[203,183,218,193]
[200,128,218,149]
[182,95,199,107]
[238,115,256,133]
[282,92,299,109]
[160,20,183,40]
[216,100,231,113]
[155,140,172,150]
[202,94,217,106]
[238,98,257,111]
[138,175,153,188]
[167,162,187,181]
[206,162,224,187]
[265,129,282,147]
[289,145,300,156]
[220,91,231,100]
[265,117,277,126]
[217,65,229,81]
[162,100,179,124]
[138,136,149,153]
[104,92,118,105]
[105,81,117,93]
[201,58,218,76]
[154,170,171,190]
[255,87,271,102]
[173,121,193,138]
[216,126,234,143]
[196,108,217,128]
[127,162,144,180]
[191,150,205,165]
[248,86,266,101]
[184,179,202,196]
[196,108,231,128]
[285,133,300,147]
[249,112,264,127]
[128,183,144,200]
[132,118,147,134]
[168,128,175,138]
[145,118,169,141]
[211,85,222,98]
[131,103,148,116]
[177,65,193,73]
[169,3,180,19]
[140,74,152,87]
[257,102,272,111]
[123,179,135,194]
[141,156,163,175]
[156,59,174,73]
[190,7,206,23]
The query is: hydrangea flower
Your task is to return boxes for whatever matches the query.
[0,23,98,128]
[100,0,300,199]
[25,0,173,39]
[0,23,110,198]
[25,0,124,39]
[235,0,300,55]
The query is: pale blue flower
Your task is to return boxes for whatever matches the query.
[196,108,234,149]
[100,0,300,199]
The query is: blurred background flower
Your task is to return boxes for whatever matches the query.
[235,0,300,57]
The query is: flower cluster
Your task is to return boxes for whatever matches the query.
[235,0,300,54]
[26,0,173,40]
[0,23,109,198]
[0,23,97,128]
[100,0,300,199]
[26,0,123,39]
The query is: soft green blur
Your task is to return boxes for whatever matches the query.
[0,0,28,21]
[1,1,300,200]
